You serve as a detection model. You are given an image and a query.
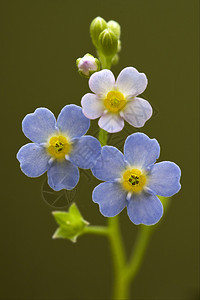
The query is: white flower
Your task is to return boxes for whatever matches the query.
[81,67,152,133]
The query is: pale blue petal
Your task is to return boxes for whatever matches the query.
[92,146,127,181]
[124,132,160,169]
[56,104,90,139]
[17,143,50,177]
[127,189,163,225]
[47,159,79,191]
[92,182,127,217]
[69,136,101,169]
[147,161,181,197]
[22,108,57,143]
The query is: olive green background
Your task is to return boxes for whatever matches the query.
[0,0,199,299]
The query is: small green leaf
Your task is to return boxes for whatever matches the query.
[52,203,89,242]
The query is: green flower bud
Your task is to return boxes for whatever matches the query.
[117,40,121,53]
[90,16,107,48]
[98,28,118,58]
[111,54,119,66]
[76,53,100,77]
[107,20,121,39]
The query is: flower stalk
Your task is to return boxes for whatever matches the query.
[97,127,152,299]
[94,54,155,297]
[96,128,173,299]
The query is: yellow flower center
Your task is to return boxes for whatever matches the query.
[47,135,71,160]
[122,168,147,193]
[104,91,126,113]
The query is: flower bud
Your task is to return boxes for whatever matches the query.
[76,53,100,77]
[111,54,119,66]
[117,40,121,53]
[107,20,121,39]
[90,16,107,48]
[98,28,118,57]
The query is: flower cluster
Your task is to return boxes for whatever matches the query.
[17,17,181,226]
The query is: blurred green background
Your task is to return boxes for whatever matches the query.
[0,0,199,299]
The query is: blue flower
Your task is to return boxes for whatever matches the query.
[17,104,101,191]
[92,133,181,225]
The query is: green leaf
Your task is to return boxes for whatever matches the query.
[52,203,89,242]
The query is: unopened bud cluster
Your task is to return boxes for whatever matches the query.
[90,16,121,63]
[76,16,121,77]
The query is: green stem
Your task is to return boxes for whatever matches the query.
[125,225,153,283]
[101,59,111,69]
[108,216,126,270]
[98,128,108,146]
[107,224,153,299]
[98,51,112,69]
[83,226,109,236]
[107,216,128,299]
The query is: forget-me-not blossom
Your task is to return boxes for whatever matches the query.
[92,132,181,225]
[81,67,152,133]
[17,104,101,191]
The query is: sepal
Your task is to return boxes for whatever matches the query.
[52,203,89,242]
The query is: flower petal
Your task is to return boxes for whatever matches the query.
[22,108,57,143]
[56,104,90,139]
[17,143,50,177]
[98,112,124,133]
[120,97,152,128]
[124,132,160,169]
[92,182,127,217]
[81,93,104,119]
[147,161,181,197]
[127,189,163,225]
[89,69,115,95]
[47,159,79,191]
[116,67,147,97]
[92,146,127,181]
[69,136,101,169]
